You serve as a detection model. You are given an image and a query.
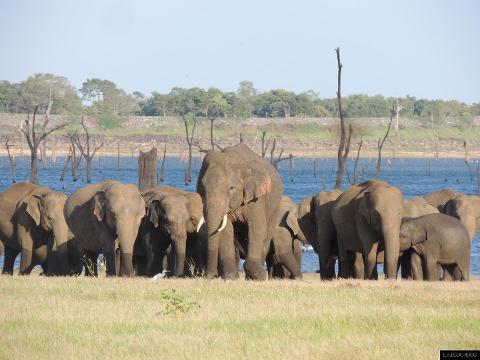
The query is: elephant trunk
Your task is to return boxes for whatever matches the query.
[382,219,401,280]
[116,221,137,277]
[49,220,70,276]
[171,224,187,277]
[205,199,226,279]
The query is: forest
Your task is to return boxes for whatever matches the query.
[0,73,479,127]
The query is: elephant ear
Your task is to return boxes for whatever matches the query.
[25,194,43,226]
[148,200,160,228]
[411,228,428,245]
[243,161,272,203]
[92,191,106,222]
[286,209,300,236]
[359,192,371,225]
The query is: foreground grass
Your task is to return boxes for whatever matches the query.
[0,274,479,360]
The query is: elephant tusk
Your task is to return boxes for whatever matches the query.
[196,217,205,232]
[217,214,228,233]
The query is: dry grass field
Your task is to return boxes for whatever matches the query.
[0,273,479,360]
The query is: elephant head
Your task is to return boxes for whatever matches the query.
[91,183,145,276]
[22,191,72,275]
[444,195,480,241]
[399,218,427,251]
[197,149,273,278]
[358,184,403,279]
[403,197,439,219]
[297,189,342,279]
[147,192,203,276]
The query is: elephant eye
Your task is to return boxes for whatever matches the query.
[228,186,235,191]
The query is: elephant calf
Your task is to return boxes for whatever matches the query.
[399,213,470,281]
[134,186,204,277]
[266,196,306,280]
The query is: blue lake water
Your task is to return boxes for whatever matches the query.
[0,155,478,276]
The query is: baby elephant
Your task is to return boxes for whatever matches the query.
[400,213,470,281]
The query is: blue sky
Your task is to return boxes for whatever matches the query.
[0,0,479,103]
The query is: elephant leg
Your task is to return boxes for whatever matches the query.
[400,252,412,280]
[218,221,239,280]
[84,250,98,276]
[2,245,19,275]
[362,242,378,280]
[19,249,33,275]
[442,265,455,281]
[244,206,268,281]
[34,245,48,274]
[354,253,365,279]
[115,248,121,276]
[272,228,302,280]
[338,242,355,279]
[104,250,117,277]
[424,257,438,281]
[410,252,423,280]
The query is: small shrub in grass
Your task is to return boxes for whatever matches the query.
[98,114,121,129]
[156,289,200,315]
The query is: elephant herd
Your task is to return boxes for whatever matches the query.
[0,143,476,281]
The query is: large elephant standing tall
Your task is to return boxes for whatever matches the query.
[64,180,145,276]
[134,186,204,277]
[332,180,403,280]
[0,183,77,275]
[197,143,283,280]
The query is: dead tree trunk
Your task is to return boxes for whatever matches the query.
[21,94,68,184]
[261,131,270,158]
[393,101,402,159]
[352,137,363,185]
[5,139,17,183]
[183,115,197,184]
[375,109,394,178]
[69,135,82,181]
[41,137,47,170]
[138,147,158,192]
[210,117,215,150]
[463,140,473,182]
[117,142,121,170]
[159,143,167,183]
[334,47,353,189]
[72,117,104,183]
[431,112,439,160]
[60,147,72,182]
[289,153,294,182]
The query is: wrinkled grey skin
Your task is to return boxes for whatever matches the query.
[399,214,470,281]
[0,183,79,276]
[266,196,306,279]
[399,197,440,279]
[64,180,145,277]
[297,189,342,280]
[197,143,283,281]
[332,180,403,280]
[134,186,203,277]
[423,188,463,212]
[443,195,480,241]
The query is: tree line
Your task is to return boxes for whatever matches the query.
[1,73,479,126]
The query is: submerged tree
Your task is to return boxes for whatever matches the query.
[334,47,353,189]
[72,117,103,183]
[375,109,394,178]
[21,88,68,184]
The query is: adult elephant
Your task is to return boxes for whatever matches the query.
[297,189,342,280]
[134,186,204,277]
[0,183,78,275]
[443,195,480,241]
[266,196,305,279]
[423,188,463,212]
[332,180,403,280]
[197,143,283,280]
[64,180,145,277]
[399,213,470,281]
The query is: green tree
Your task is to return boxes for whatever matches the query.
[16,74,83,114]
